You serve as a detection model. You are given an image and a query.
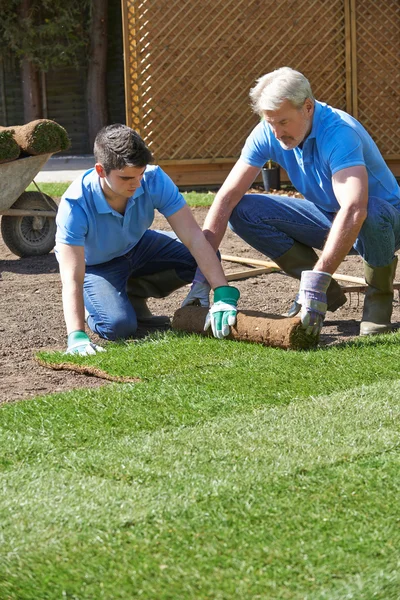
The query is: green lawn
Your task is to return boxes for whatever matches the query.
[1,332,400,599]
[28,182,216,207]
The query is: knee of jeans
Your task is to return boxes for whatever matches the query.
[361,197,387,232]
[91,314,138,341]
[229,195,253,233]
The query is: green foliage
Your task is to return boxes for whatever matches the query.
[0,0,91,70]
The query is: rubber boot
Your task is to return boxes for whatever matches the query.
[360,256,398,336]
[127,269,190,326]
[274,241,347,313]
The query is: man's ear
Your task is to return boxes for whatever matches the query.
[95,163,106,178]
[304,98,314,116]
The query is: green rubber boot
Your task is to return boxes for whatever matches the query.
[360,256,398,336]
[127,269,190,326]
[274,241,347,313]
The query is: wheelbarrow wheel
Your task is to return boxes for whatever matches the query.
[1,191,57,257]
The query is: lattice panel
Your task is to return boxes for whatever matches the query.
[355,1,400,157]
[123,0,347,161]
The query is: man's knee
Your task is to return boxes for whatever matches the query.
[229,194,256,233]
[90,313,138,341]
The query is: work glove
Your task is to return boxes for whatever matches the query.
[286,292,301,317]
[66,330,105,356]
[181,268,211,308]
[297,270,331,336]
[204,285,240,339]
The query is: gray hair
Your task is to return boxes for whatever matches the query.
[249,67,314,114]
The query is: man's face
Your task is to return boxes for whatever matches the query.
[262,98,314,150]
[95,164,146,199]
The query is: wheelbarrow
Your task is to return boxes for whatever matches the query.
[0,153,58,257]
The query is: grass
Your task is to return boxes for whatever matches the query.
[27,181,69,198]
[28,182,216,207]
[1,332,400,599]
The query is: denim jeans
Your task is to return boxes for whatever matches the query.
[84,230,197,340]
[229,194,400,267]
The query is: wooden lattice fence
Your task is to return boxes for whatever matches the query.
[122,0,400,185]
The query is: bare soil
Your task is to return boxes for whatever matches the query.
[1,205,399,405]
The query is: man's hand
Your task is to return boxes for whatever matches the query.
[66,330,105,356]
[298,271,332,336]
[181,268,211,307]
[205,286,240,339]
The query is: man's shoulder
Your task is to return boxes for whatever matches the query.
[142,164,161,182]
[141,164,177,196]
[314,102,363,151]
[317,102,361,135]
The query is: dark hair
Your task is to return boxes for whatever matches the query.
[94,124,154,173]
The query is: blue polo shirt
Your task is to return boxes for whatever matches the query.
[241,101,400,212]
[55,165,186,266]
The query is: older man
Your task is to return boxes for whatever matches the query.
[183,67,400,336]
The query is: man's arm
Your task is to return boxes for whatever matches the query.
[314,165,368,273]
[57,243,105,354]
[295,166,368,336]
[202,159,261,250]
[167,204,228,289]
[58,243,86,333]
[168,204,241,339]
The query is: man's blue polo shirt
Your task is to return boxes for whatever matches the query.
[55,165,186,266]
[241,100,400,212]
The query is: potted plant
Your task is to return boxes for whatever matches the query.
[261,159,280,192]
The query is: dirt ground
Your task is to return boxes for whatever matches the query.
[1,204,399,405]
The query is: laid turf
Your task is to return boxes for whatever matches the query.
[1,332,400,599]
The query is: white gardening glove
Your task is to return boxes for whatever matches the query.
[66,330,105,356]
[181,267,211,308]
[298,270,331,336]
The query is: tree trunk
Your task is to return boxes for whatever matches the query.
[20,0,43,123]
[87,0,108,148]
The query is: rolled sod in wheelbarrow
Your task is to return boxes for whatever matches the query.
[172,306,318,350]
[0,129,20,163]
[0,119,70,156]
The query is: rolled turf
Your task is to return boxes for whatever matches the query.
[0,119,70,159]
[0,129,20,163]
[172,306,319,350]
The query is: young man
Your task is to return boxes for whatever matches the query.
[184,67,400,337]
[56,124,239,355]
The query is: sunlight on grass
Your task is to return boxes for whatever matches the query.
[26,183,215,207]
[27,181,69,197]
[0,379,399,599]
[2,333,400,598]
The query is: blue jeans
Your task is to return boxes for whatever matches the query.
[229,194,400,267]
[84,230,197,340]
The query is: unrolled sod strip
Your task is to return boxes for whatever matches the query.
[172,306,318,350]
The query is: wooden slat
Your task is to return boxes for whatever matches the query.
[226,267,274,281]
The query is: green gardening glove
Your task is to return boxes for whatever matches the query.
[205,286,240,339]
[66,330,105,356]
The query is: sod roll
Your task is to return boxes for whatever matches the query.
[172,306,318,350]
[0,129,20,163]
[0,119,70,157]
